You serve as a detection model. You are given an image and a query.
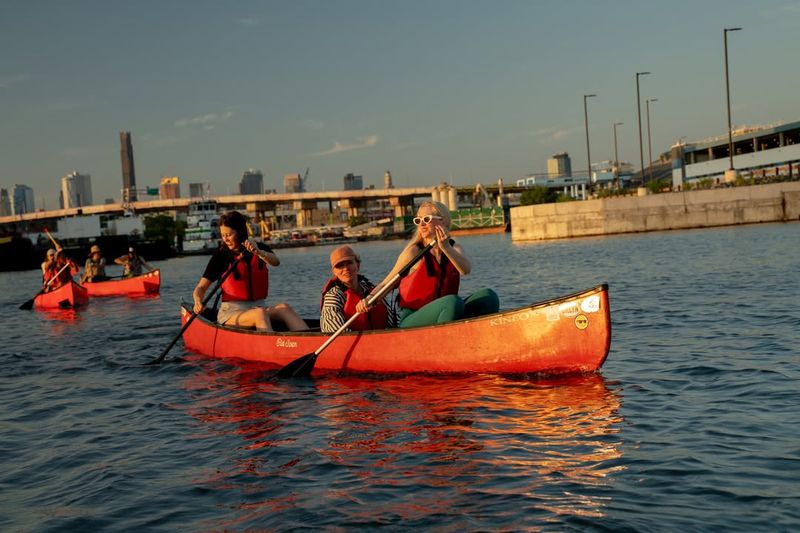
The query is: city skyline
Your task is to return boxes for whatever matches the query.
[1,0,799,211]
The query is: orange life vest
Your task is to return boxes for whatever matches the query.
[321,277,389,330]
[397,244,460,310]
[221,252,269,302]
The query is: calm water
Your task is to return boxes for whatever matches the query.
[1,223,798,531]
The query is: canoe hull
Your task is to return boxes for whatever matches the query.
[34,280,89,309]
[181,284,612,376]
[85,269,161,297]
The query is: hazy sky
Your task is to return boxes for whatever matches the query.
[1,0,798,210]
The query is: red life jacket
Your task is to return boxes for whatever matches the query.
[221,252,269,302]
[398,243,460,310]
[44,261,75,289]
[321,277,389,331]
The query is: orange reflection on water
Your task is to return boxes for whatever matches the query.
[182,364,624,526]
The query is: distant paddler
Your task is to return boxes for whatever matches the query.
[82,245,109,283]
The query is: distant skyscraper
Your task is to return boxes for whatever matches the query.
[120,131,137,202]
[61,171,93,208]
[284,173,304,193]
[189,182,208,198]
[159,176,181,199]
[0,188,11,216]
[547,152,572,178]
[239,169,264,195]
[384,170,394,189]
[12,184,34,215]
[343,173,363,191]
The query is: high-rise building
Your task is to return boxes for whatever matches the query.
[189,182,208,198]
[120,131,137,202]
[384,170,394,189]
[284,173,304,193]
[0,188,11,216]
[547,152,572,178]
[239,169,263,195]
[12,184,34,215]
[159,176,181,199]
[61,171,93,208]
[343,173,363,191]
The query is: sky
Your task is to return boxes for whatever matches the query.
[1,0,799,210]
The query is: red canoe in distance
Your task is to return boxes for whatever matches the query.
[180,284,612,376]
[34,280,89,309]
[84,269,161,297]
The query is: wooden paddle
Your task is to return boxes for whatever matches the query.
[19,263,71,310]
[146,257,241,366]
[44,228,60,249]
[276,240,437,378]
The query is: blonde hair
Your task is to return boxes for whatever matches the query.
[409,200,451,247]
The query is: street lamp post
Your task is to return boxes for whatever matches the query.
[584,94,597,195]
[646,98,658,184]
[613,122,623,190]
[724,27,742,177]
[636,71,650,187]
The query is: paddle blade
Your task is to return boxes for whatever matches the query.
[19,298,35,310]
[275,352,318,378]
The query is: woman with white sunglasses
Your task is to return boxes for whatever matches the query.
[359,200,499,328]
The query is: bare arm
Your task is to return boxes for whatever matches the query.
[193,277,212,313]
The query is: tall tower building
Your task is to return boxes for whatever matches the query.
[239,169,264,195]
[0,188,12,216]
[61,171,93,208]
[547,152,572,178]
[12,184,35,214]
[120,131,137,201]
[384,170,394,189]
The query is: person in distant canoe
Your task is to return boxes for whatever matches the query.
[360,200,499,328]
[41,248,57,279]
[81,245,109,283]
[43,250,80,291]
[320,245,396,334]
[114,247,154,278]
[192,210,308,332]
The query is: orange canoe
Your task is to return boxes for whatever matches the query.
[180,284,612,376]
[34,280,89,309]
[85,269,161,297]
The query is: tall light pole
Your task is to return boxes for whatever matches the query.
[646,98,658,184]
[636,71,650,186]
[613,122,623,190]
[724,27,742,174]
[584,94,596,193]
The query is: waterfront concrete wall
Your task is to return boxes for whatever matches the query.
[511,182,800,241]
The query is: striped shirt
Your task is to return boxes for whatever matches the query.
[320,277,397,333]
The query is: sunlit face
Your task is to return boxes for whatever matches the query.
[414,205,444,238]
[219,225,240,251]
[332,257,359,288]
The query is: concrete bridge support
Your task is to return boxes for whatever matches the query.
[292,200,317,228]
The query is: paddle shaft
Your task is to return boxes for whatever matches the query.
[149,257,241,365]
[20,262,71,309]
[44,228,60,249]
[276,240,436,377]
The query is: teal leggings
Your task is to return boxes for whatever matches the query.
[399,288,500,328]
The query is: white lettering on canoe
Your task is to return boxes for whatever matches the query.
[558,301,580,317]
[276,338,298,349]
[581,295,600,313]
[546,307,560,322]
[489,311,533,327]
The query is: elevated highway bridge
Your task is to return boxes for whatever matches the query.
[0,183,523,232]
